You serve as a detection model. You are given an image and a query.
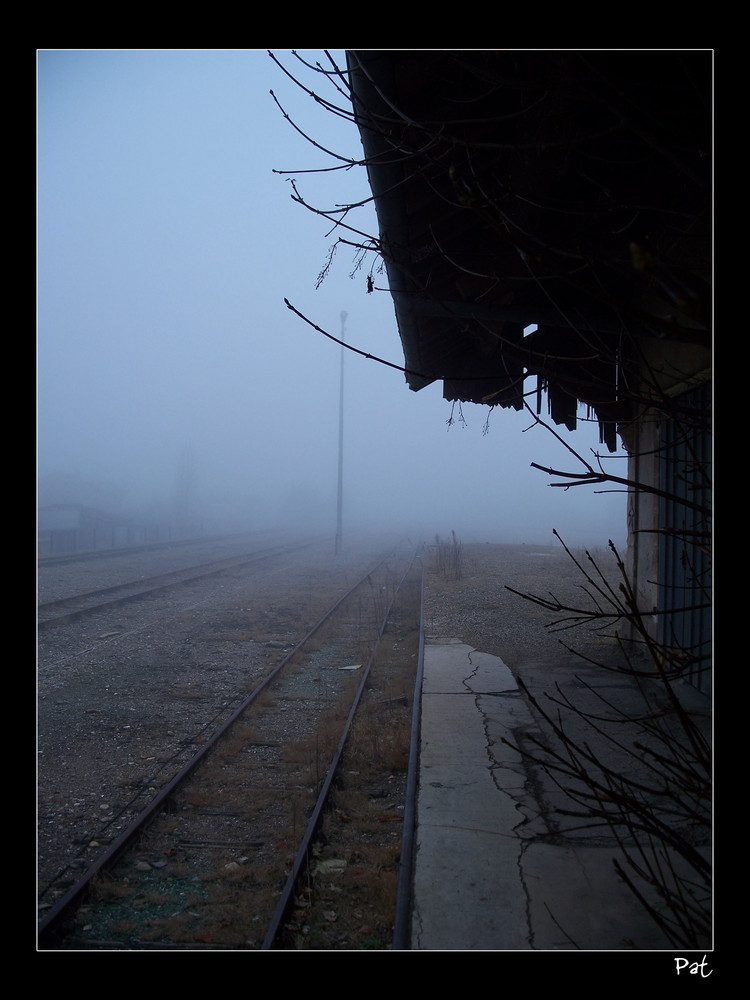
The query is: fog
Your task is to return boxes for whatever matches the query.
[37,50,628,550]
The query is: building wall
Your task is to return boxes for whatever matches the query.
[621,358,711,694]
[624,412,662,641]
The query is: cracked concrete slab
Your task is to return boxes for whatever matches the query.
[410,639,679,951]
[411,640,534,950]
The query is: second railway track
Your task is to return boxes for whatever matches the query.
[38,536,425,950]
[37,536,319,629]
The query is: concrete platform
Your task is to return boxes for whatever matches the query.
[409,638,684,951]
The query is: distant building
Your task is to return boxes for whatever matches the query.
[37,504,202,556]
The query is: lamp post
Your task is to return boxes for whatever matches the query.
[335,311,347,555]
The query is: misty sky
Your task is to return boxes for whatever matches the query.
[37,49,628,547]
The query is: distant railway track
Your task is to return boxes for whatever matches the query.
[38,542,424,950]
[37,531,284,568]
[37,538,317,630]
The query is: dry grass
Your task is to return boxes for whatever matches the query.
[285,585,419,950]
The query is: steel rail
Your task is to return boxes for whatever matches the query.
[37,549,396,949]
[392,552,426,949]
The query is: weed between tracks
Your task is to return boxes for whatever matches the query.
[284,597,419,950]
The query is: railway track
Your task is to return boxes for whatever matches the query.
[38,536,372,906]
[38,542,425,950]
[37,537,318,629]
